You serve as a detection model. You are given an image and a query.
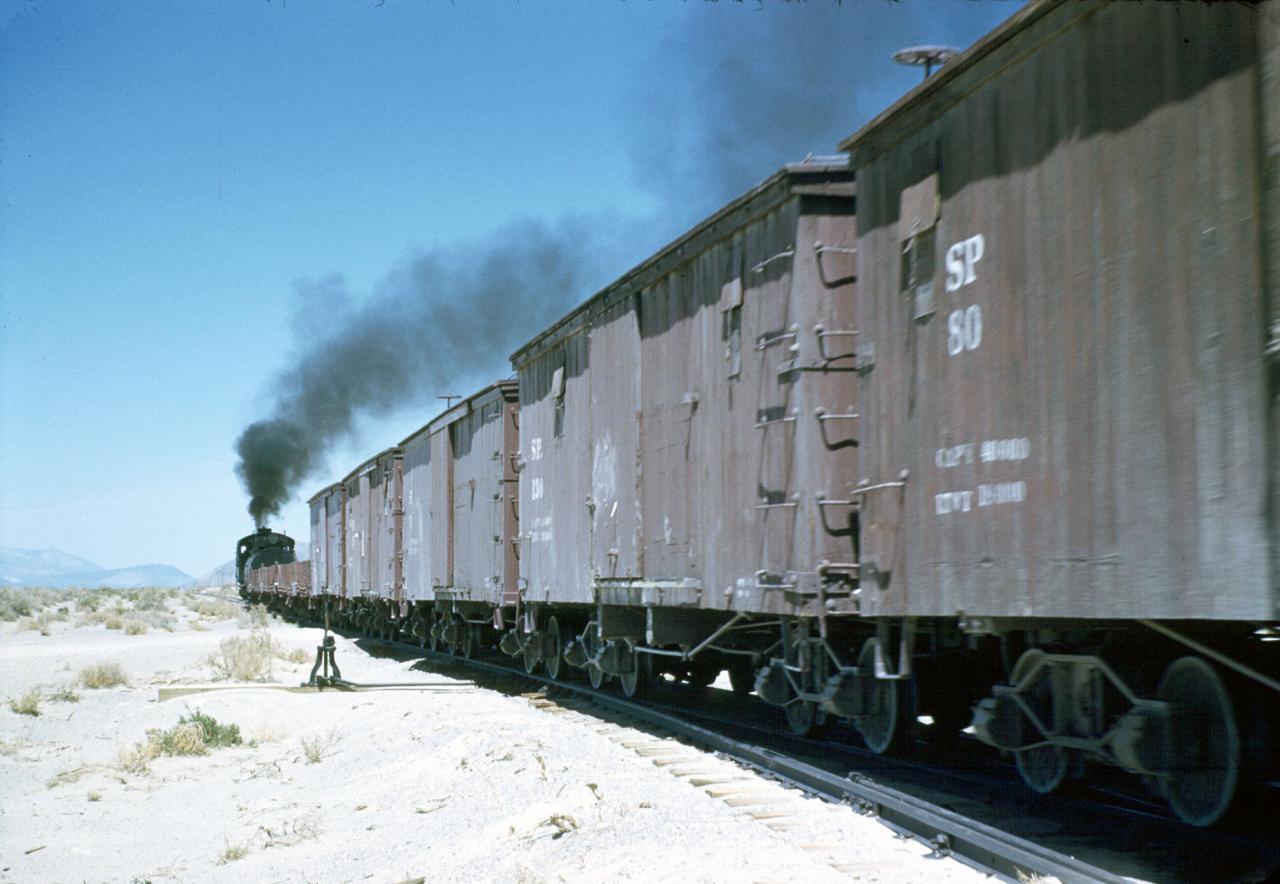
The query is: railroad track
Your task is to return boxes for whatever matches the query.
[269,613,1132,884]
[216,593,1276,882]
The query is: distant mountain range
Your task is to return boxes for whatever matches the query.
[0,547,196,589]
[193,560,237,587]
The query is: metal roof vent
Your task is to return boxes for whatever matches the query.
[893,45,959,80]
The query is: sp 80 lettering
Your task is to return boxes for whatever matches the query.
[944,234,985,358]
[947,305,982,356]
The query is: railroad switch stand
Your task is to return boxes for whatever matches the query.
[304,601,342,689]
[304,634,342,688]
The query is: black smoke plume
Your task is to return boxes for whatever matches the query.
[235,218,624,525]
[237,2,1011,523]
[629,2,980,224]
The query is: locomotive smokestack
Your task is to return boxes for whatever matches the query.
[234,218,613,525]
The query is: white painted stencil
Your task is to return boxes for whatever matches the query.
[944,234,985,292]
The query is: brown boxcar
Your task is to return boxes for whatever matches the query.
[842,0,1275,622]
[287,560,311,597]
[308,486,329,597]
[508,159,859,693]
[324,483,346,599]
[336,447,404,633]
[373,447,404,607]
[837,0,1279,825]
[342,459,376,599]
[399,381,520,651]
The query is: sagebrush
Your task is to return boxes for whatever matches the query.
[208,629,275,681]
[80,662,129,689]
[8,689,40,716]
[118,710,242,774]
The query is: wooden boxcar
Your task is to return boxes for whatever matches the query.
[837,0,1279,826]
[399,381,520,654]
[307,486,331,601]
[335,447,404,635]
[505,159,862,706]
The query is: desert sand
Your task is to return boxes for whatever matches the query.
[0,591,989,883]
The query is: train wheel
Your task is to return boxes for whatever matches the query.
[854,638,916,755]
[544,617,563,680]
[523,637,541,674]
[619,644,650,699]
[1158,655,1240,827]
[784,698,821,736]
[728,657,756,695]
[448,614,467,656]
[582,627,606,689]
[427,610,440,652]
[1015,746,1069,795]
[1005,649,1068,794]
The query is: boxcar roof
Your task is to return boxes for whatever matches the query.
[342,445,401,485]
[398,379,518,449]
[509,158,855,367]
[306,482,340,506]
[836,0,1057,164]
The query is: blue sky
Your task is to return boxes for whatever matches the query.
[0,0,1019,578]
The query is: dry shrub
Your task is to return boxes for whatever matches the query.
[104,614,124,630]
[80,662,129,689]
[124,619,148,636]
[209,630,275,682]
[30,587,76,607]
[87,791,102,802]
[8,689,40,716]
[538,813,579,839]
[142,608,177,631]
[15,612,57,635]
[300,729,338,764]
[217,841,250,864]
[0,588,33,621]
[47,765,99,788]
[74,610,106,628]
[279,646,310,665]
[117,740,159,775]
[193,599,239,620]
[49,686,80,703]
[179,710,242,749]
[162,722,209,756]
[117,711,241,774]
[189,618,210,632]
[238,603,271,630]
[128,587,175,611]
[1,587,77,621]
[258,815,320,847]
